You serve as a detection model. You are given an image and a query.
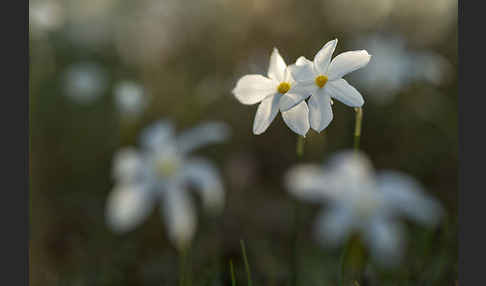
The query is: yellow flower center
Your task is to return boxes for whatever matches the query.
[155,156,181,177]
[315,75,328,88]
[277,82,291,94]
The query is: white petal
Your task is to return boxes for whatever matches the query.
[281,101,310,136]
[325,79,364,107]
[105,184,153,233]
[377,171,443,227]
[363,219,404,267]
[253,94,281,135]
[177,122,230,154]
[327,50,371,80]
[313,39,338,75]
[289,56,315,82]
[232,75,277,105]
[182,158,225,213]
[112,147,143,184]
[285,164,335,203]
[308,90,333,133]
[279,91,310,112]
[315,207,355,247]
[267,47,287,82]
[162,188,197,251]
[139,120,176,151]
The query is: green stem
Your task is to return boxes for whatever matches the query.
[240,240,253,286]
[296,136,305,158]
[339,240,350,286]
[292,135,305,285]
[179,248,187,286]
[230,259,237,286]
[353,107,363,152]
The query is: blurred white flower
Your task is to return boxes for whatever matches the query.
[114,81,147,118]
[350,34,453,104]
[106,120,230,250]
[29,0,65,35]
[285,151,443,266]
[289,39,371,133]
[232,48,310,136]
[63,62,108,104]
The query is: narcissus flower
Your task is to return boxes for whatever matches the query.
[105,120,229,250]
[289,39,371,132]
[232,48,310,136]
[285,151,443,266]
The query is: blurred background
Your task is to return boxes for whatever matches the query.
[29,0,457,285]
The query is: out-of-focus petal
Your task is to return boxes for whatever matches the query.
[377,171,444,227]
[281,101,310,137]
[285,164,339,203]
[182,158,225,214]
[363,218,405,267]
[313,39,338,75]
[177,122,231,154]
[267,48,287,82]
[232,75,277,105]
[253,94,281,135]
[308,91,333,133]
[161,188,197,251]
[112,147,143,184]
[105,184,153,233]
[325,79,364,107]
[139,120,176,152]
[314,207,355,247]
[327,50,371,80]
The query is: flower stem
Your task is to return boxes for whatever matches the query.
[353,107,363,152]
[292,135,305,285]
[240,240,253,286]
[229,259,237,286]
[179,248,187,286]
[296,136,305,158]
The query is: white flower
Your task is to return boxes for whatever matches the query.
[106,120,230,250]
[63,62,108,104]
[285,150,443,266]
[232,48,310,136]
[114,80,147,118]
[288,39,371,133]
[350,34,452,104]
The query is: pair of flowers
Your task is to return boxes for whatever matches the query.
[232,39,371,136]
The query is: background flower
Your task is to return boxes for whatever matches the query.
[106,120,230,250]
[286,150,444,266]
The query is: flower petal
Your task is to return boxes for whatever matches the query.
[183,158,225,213]
[162,188,197,251]
[232,75,276,105]
[139,120,176,151]
[313,39,338,75]
[177,122,230,154]
[253,94,281,135]
[314,207,355,247]
[363,218,405,267]
[327,50,371,80]
[325,79,364,107]
[281,101,310,136]
[289,56,316,82]
[308,91,333,133]
[105,184,154,233]
[279,91,310,112]
[377,171,443,227]
[285,164,335,202]
[267,47,287,82]
[112,147,143,185]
